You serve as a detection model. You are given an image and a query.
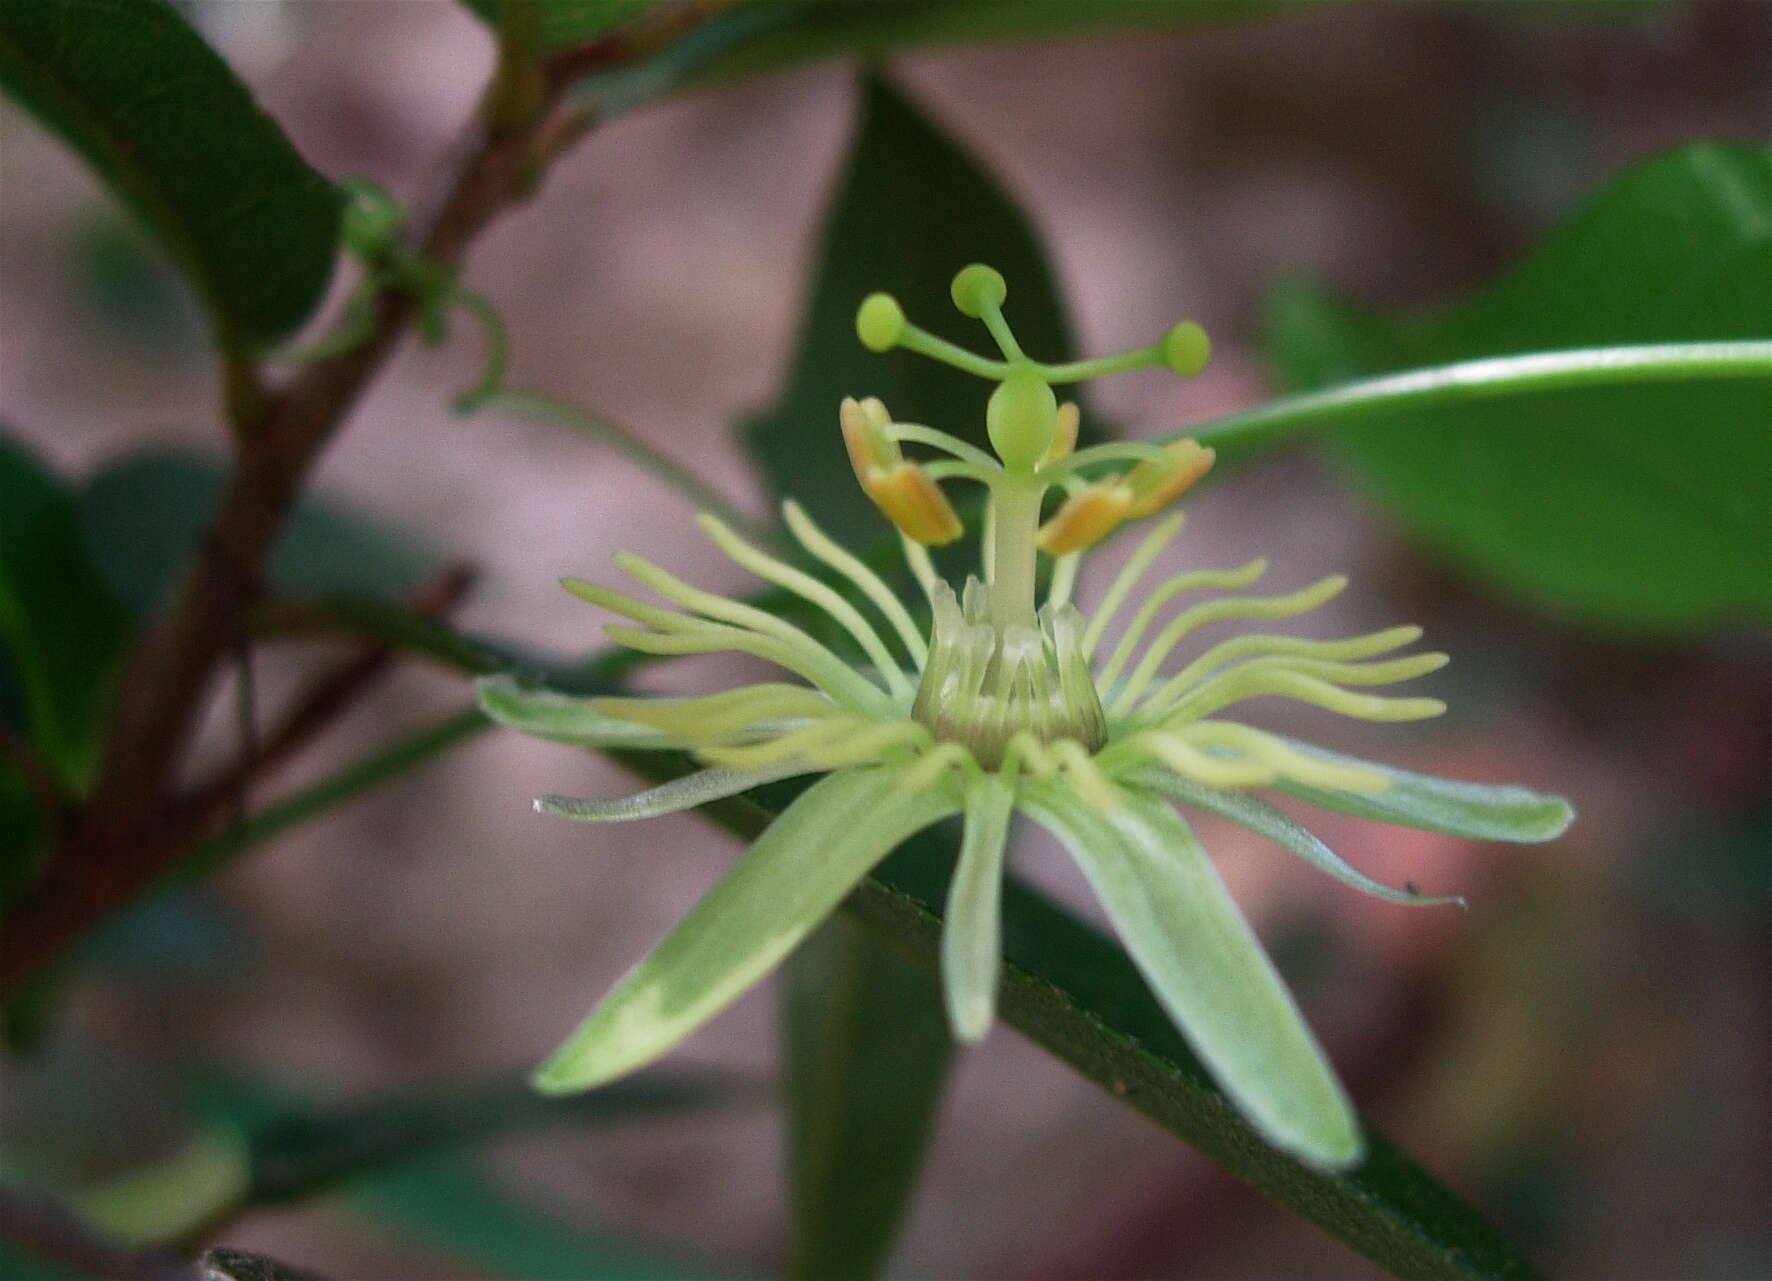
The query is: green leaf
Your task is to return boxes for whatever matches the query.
[742,73,1081,547]
[534,765,959,1093]
[0,0,340,344]
[0,436,130,790]
[1266,142,1772,632]
[1022,780,1361,1169]
[458,0,653,51]
[783,915,951,1281]
[678,0,1286,91]
[78,449,434,618]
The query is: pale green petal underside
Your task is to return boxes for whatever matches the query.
[1124,767,1464,907]
[475,672,678,749]
[1269,736,1575,843]
[536,761,813,823]
[1022,781,1363,1170]
[534,766,959,1094]
[942,776,1017,1043]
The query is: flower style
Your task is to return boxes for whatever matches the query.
[478,265,1572,1171]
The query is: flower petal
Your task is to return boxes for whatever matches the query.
[942,776,1017,1043]
[1021,780,1363,1170]
[533,766,960,1094]
[1123,767,1464,906]
[475,673,678,749]
[1267,736,1575,843]
[535,761,814,823]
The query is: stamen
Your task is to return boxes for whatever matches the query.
[1110,575,1347,714]
[1082,514,1184,657]
[697,515,915,701]
[1096,559,1269,691]
[900,534,940,603]
[1046,551,1081,611]
[888,423,997,468]
[782,501,927,668]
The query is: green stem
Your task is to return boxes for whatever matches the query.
[1185,341,1772,459]
[170,709,488,885]
[464,389,773,542]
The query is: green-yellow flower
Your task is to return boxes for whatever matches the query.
[478,265,1572,1171]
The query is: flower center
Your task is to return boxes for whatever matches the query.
[912,578,1106,770]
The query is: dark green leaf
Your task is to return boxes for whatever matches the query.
[743,73,1082,547]
[678,0,1286,91]
[0,0,340,344]
[783,914,951,1281]
[0,436,130,790]
[1266,142,1772,632]
[78,450,434,618]
[458,0,652,51]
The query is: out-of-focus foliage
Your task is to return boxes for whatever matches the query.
[1267,143,1772,633]
[0,0,339,344]
[0,437,129,794]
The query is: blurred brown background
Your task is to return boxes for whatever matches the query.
[2,2,1768,1277]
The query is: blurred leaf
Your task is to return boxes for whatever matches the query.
[743,73,1082,547]
[0,0,340,344]
[193,1072,739,1208]
[783,914,950,1281]
[1266,142,1772,632]
[679,0,1287,90]
[78,450,434,618]
[0,436,130,790]
[358,1157,712,1281]
[458,0,652,50]
[606,751,1545,1280]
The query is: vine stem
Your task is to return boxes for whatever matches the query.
[1189,341,1772,457]
[0,1,733,999]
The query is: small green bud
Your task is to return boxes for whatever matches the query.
[950,264,1007,318]
[986,369,1058,470]
[1161,321,1211,377]
[856,293,906,351]
[339,179,406,262]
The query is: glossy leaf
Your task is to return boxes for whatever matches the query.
[1266,142,1772,632]
[0,0,339,343]
[0,437,130,790]
[743,73,1081,547]
[78,449,433,618]
[533,765,959,1093]
[783,915,950,1281]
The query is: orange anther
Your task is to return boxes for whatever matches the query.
[1037,483,1134,556]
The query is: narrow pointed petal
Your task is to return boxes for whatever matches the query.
[1268,736,1574,843]
[1124,767,1464,906]
[1021,780,1363,1170]
[942,776,1017,1043]
[534,767,960,1094]
[536,761,814,824]
[476,673,677,749]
